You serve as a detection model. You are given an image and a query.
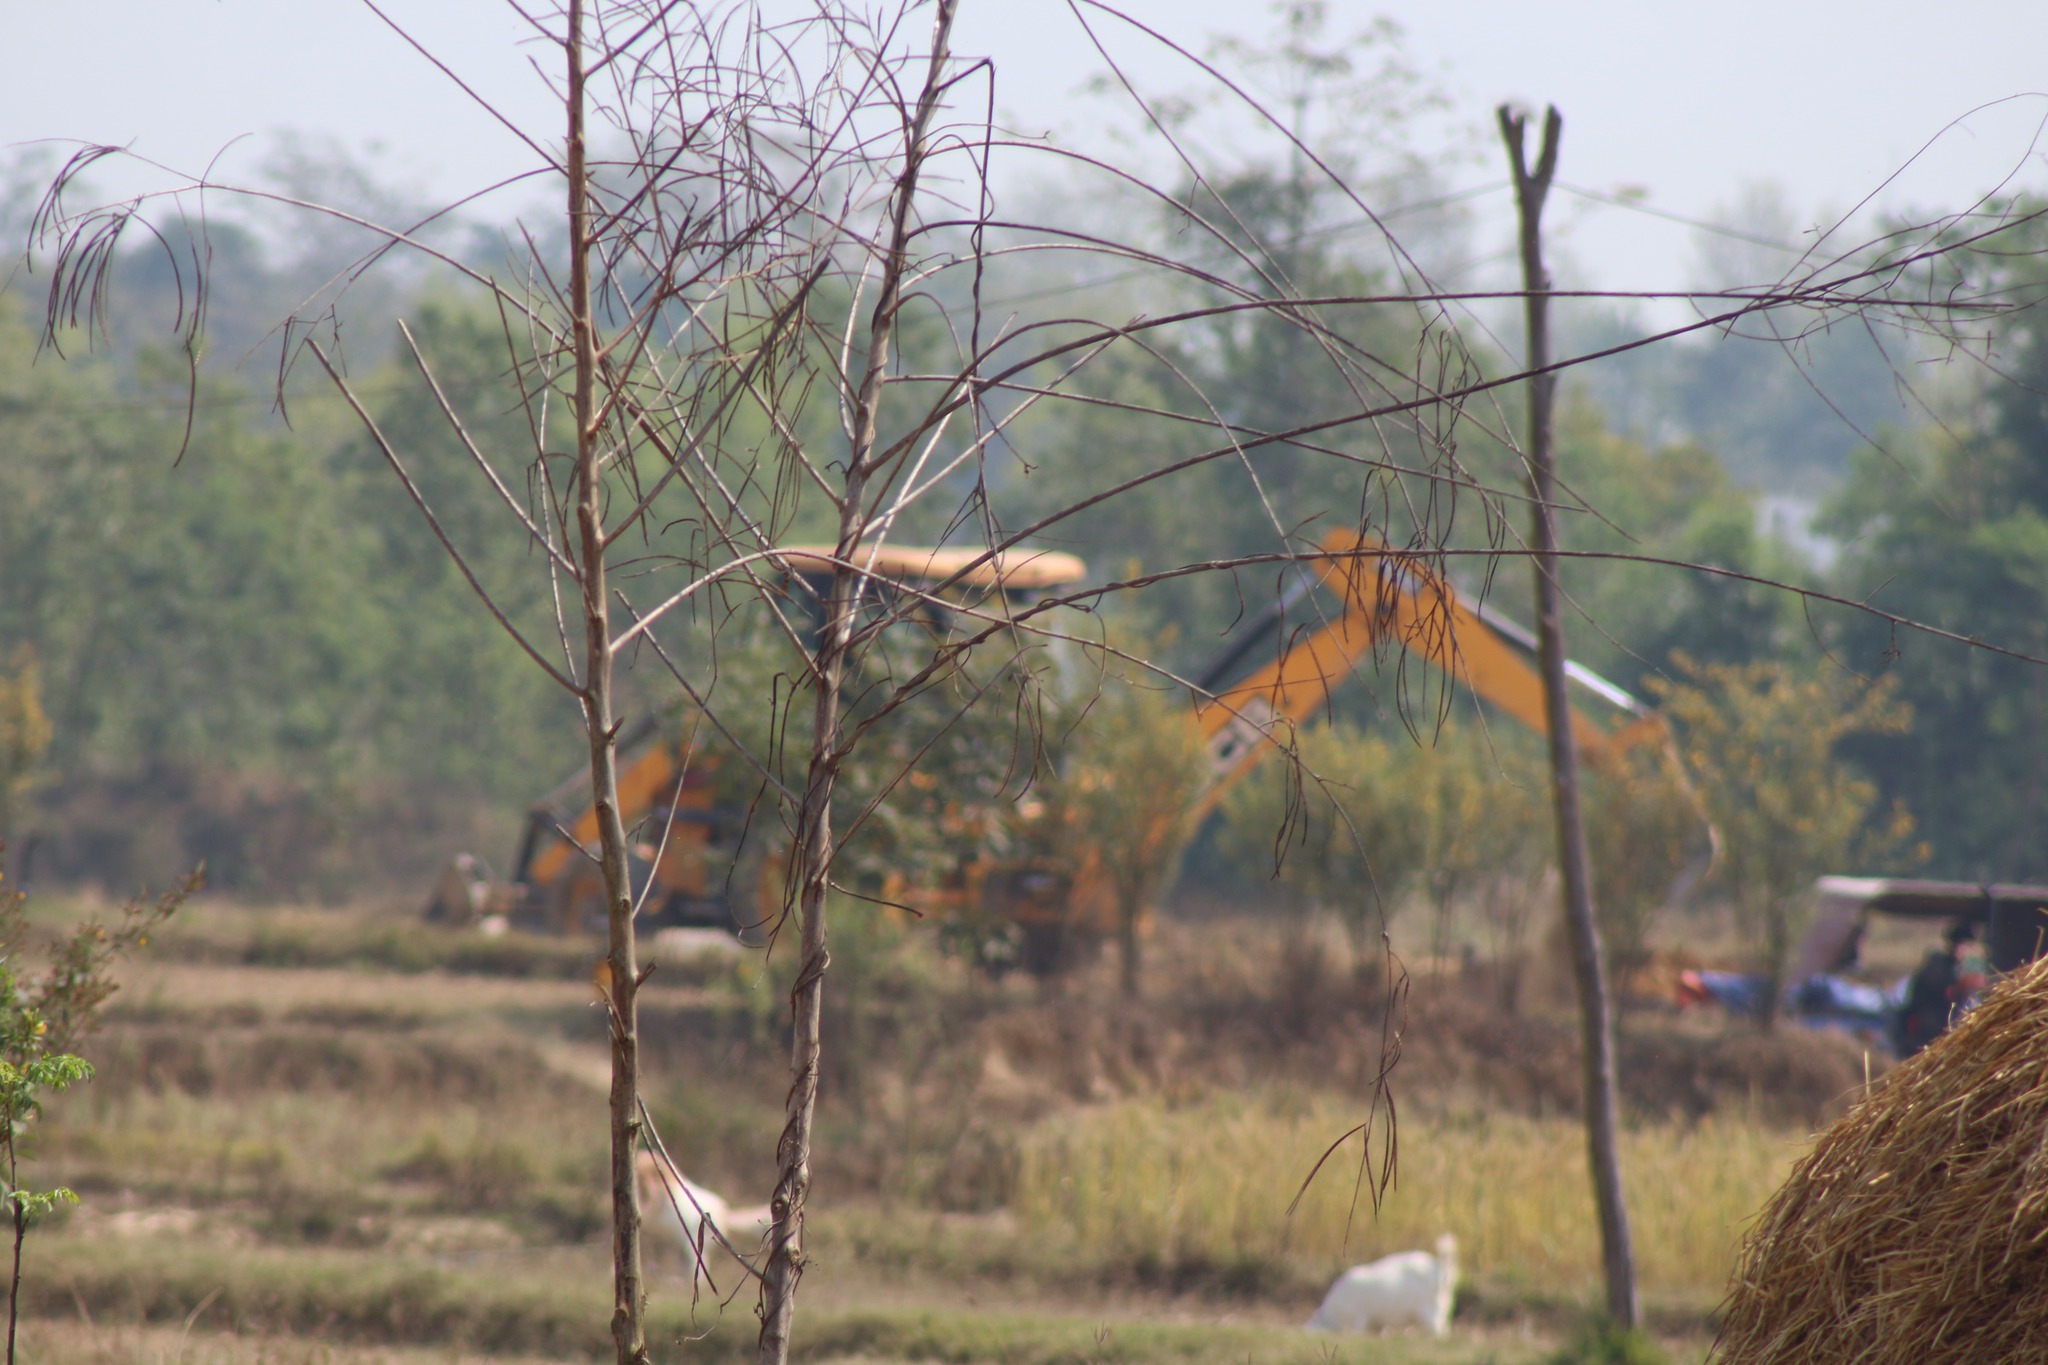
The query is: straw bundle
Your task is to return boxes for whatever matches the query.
[1716,957,2048,1363]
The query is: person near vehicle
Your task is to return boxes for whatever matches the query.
[1893,921,1981,1057]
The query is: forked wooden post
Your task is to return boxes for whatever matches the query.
[1498,101,1640,1331]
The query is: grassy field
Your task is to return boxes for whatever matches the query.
[13,892,1843,1362]
[1016,1099,1804,1294]
[21,1227,1575,1364]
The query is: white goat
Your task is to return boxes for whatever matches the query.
[1305,1234,1458,1338]
[635,1149,771,1287]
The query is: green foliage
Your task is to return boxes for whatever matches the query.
[0,653,50,847]
[691,604,1065,926]
[1546,1315,1670,1365]
[1220,717,1550,968]
[1584,742,1707,993]
[1220,721,1425,940]
[0,1049,90,1225]
[1649,657,1917,1018]
[1813,207,2048,877]
[0,291,584,895]
[1819,431,2048,878]
[1412,723,1548,958]
[841,635,1058,898]
[1482,402,1805,696]
[1051,672,1211,993]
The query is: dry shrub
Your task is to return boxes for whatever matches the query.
[1717,957,2048,1362]
[84,1025,541,1102]
[382,1129,544,1214]
[1386,990,1869,1129]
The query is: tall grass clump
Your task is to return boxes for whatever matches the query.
[1013,1095,1805,1294]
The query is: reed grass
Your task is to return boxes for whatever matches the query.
[1014,1094,1809,1294]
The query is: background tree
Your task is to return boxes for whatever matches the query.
[1055,677,1211,998]
[1566,181,1915,496]
[1583,743,1707,1007]
[0,655,49,858]
[1220,721,1426,970]
[1425,723,1549,1009]
[0,286,576,898]
[1816,202,2048,879]
[1412,722,1533,971]
[1540,404,1803,696]
[1650,657,1919,1025]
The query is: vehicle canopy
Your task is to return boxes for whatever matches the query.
[772,544,1088,593]
[1798,876,2048,980]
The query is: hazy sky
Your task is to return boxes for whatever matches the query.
[9,0,2046,304]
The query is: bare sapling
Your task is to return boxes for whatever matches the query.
[564,4,646,1352]
[756,5,964,1348]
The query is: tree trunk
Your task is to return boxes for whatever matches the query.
[567,7,647,1360]
[1118,902,1142,1000]
[757,625,844,1365]
[1499,103,1639,1331]
[1761,897,1789,1030]
[8,1174,24,1365]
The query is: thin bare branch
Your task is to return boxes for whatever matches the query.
[305,340,581,693]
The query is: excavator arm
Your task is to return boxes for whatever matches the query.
[1189,531,1667,820]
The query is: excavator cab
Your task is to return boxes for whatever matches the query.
[431,543,1089,942]
[770,543,1088,643]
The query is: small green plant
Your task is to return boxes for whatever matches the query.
[0,848,194,1363]
[1547,1315,1670,1365]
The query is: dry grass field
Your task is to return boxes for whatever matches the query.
[12,892,1876,1363]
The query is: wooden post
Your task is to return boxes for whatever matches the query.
[1498,102,1640,1331]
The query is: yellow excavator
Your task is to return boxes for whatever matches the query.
[427,531,1674,951]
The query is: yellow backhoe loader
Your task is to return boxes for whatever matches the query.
[425,543,1088,937]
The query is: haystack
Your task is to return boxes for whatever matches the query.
[1717,957,2048,1363]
